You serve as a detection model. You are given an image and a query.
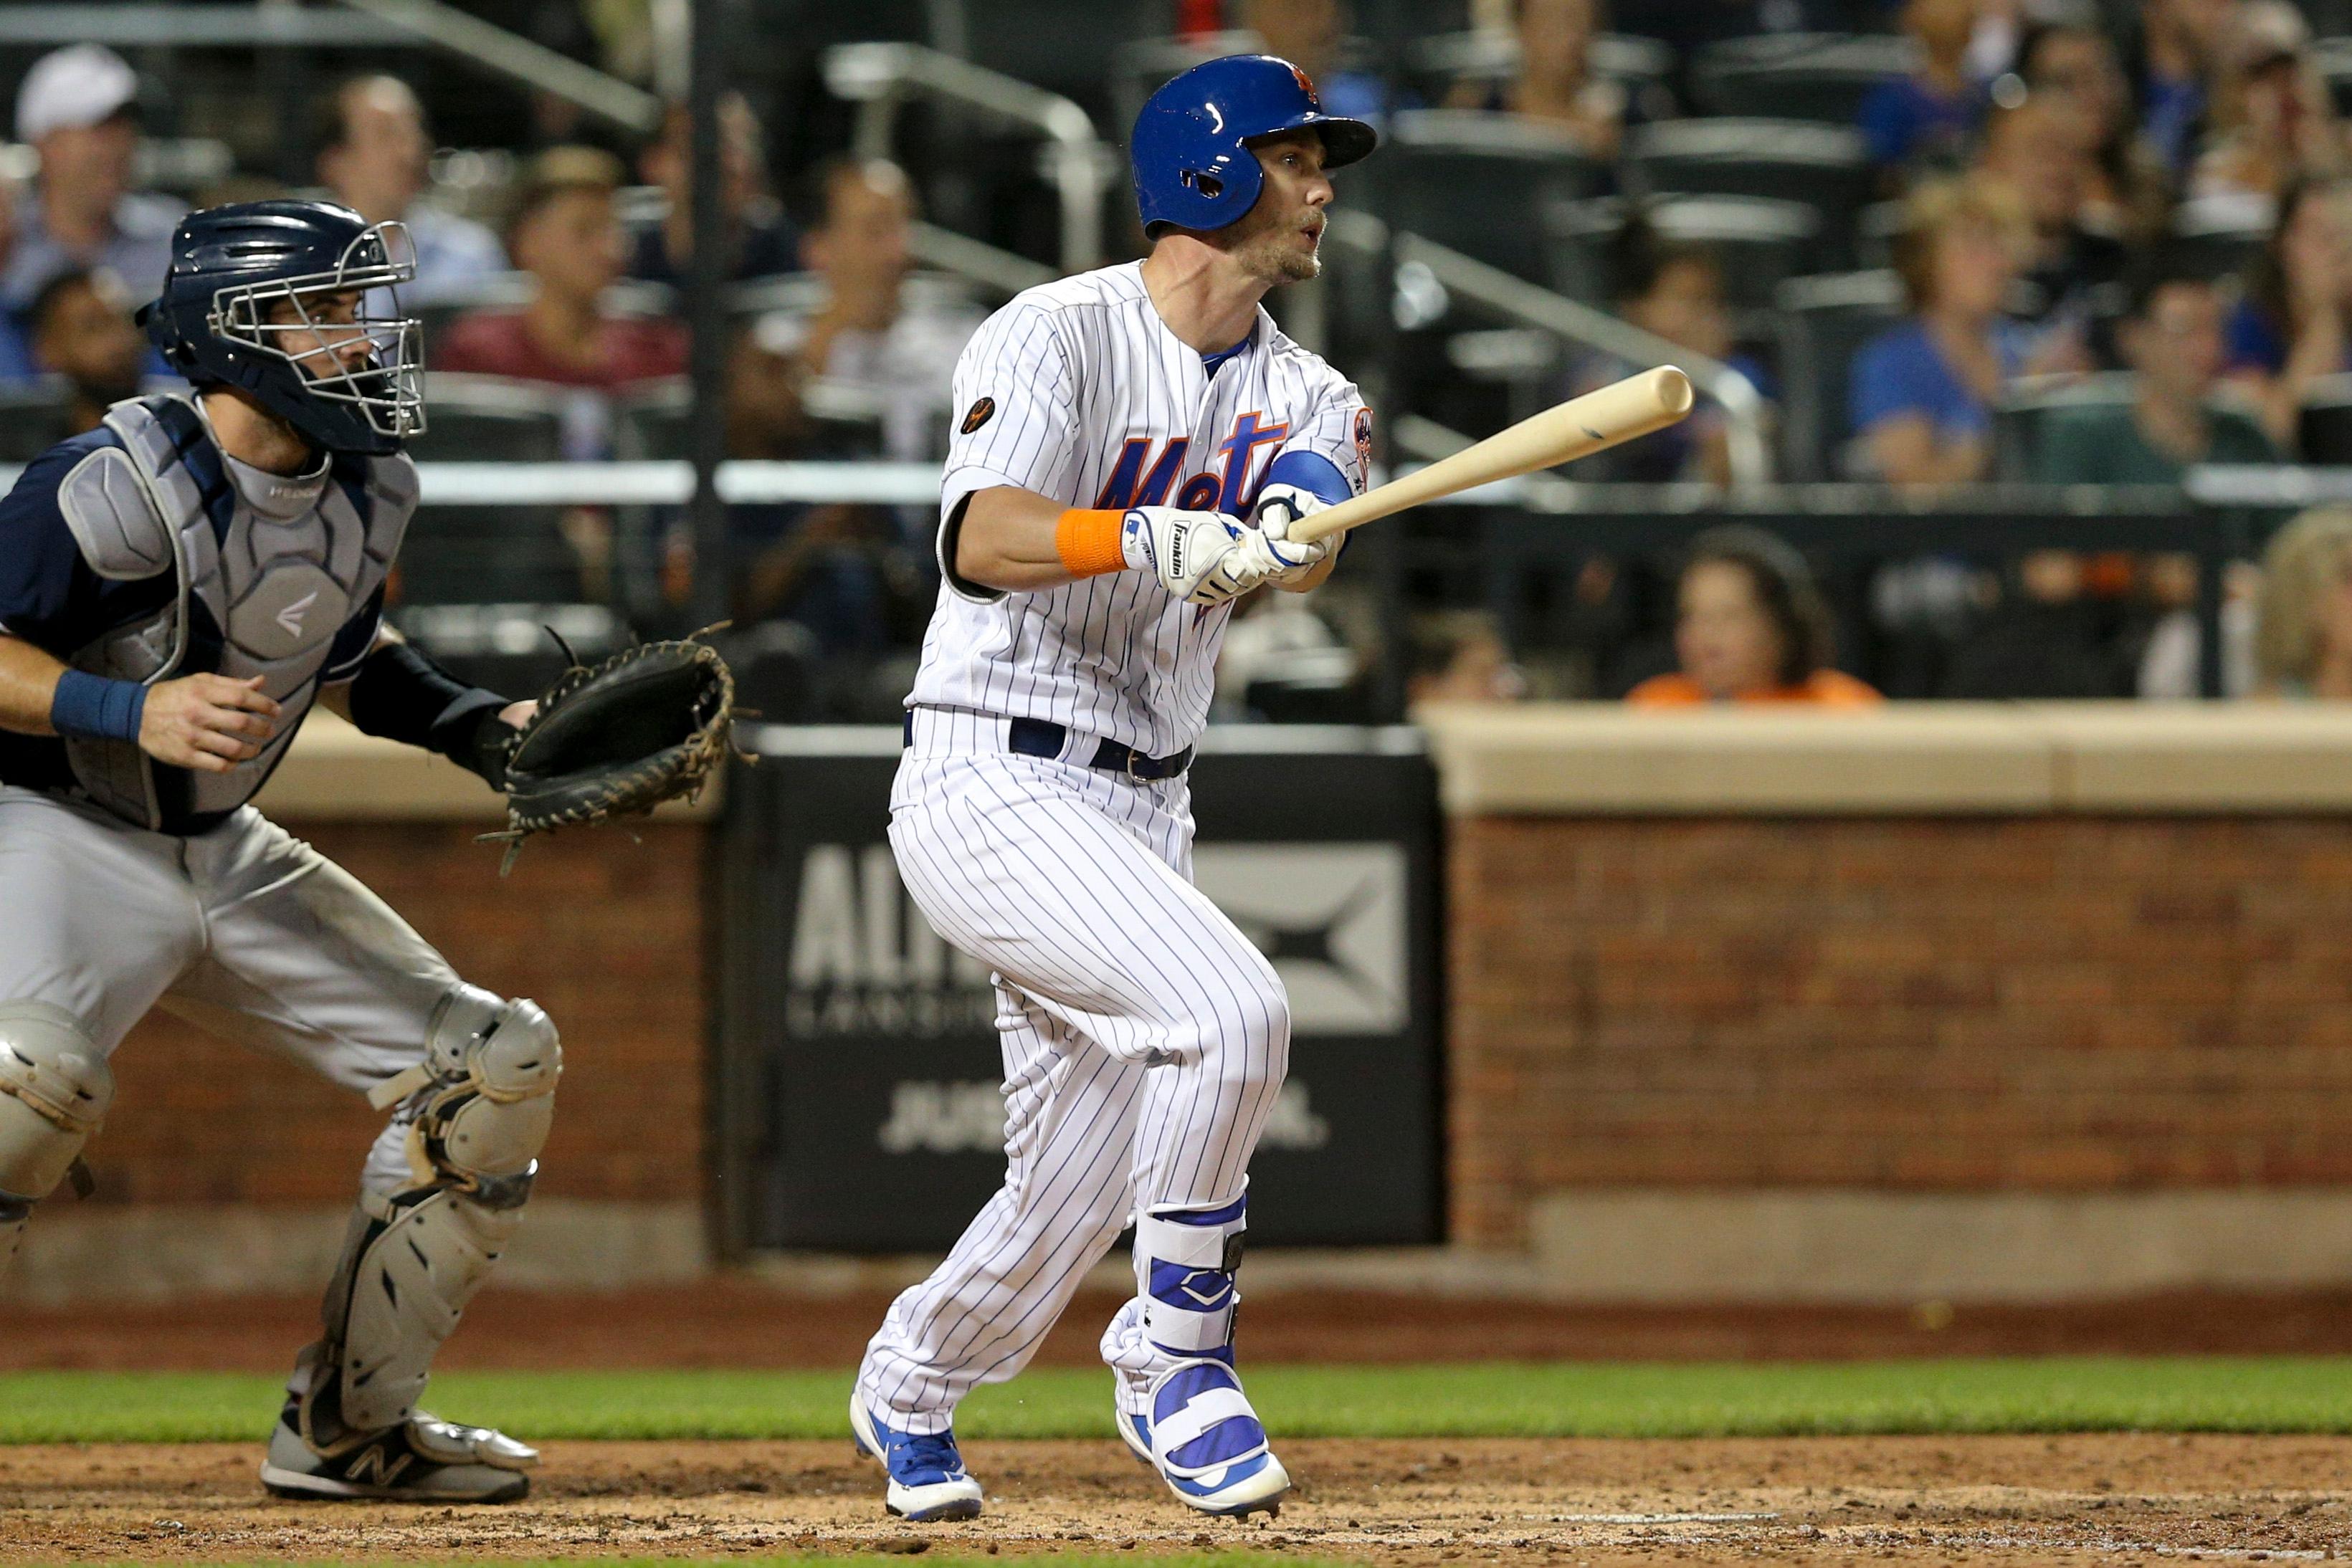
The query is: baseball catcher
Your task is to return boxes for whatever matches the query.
[0,199,620,1501]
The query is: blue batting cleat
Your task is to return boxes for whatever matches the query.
[849,1392,984,1521]
[1113,1358,1290,1517]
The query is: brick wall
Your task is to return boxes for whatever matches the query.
[1449,816,2352,1248]
[85,821,705,1208]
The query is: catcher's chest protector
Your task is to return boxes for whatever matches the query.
[58,396,414,828]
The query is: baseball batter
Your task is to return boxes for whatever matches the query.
[0,202,556,1501]
[850,55,1376,1522]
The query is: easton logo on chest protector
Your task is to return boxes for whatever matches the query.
[52,395,414,830]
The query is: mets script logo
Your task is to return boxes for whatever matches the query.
[961,397,996,435]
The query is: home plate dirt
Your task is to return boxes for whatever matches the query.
[4,1435,2351,1564]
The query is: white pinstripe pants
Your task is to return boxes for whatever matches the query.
[857,707,1290,1430]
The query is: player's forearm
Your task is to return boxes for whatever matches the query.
[954,487,1090,592]
[0,634,67,736]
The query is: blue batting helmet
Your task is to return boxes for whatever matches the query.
[1131,54,1377,236]
[139,199,424,456]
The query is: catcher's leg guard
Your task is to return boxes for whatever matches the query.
[1103,1188,1290,1517]
[0,1003,111,1277]
[267,985,558,1501]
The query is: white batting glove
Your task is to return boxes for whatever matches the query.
[1246,484,1336,586]
[1123,506,1254,606]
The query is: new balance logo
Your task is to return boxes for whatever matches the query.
[341,1443,414,1488]
[276,590,318,638]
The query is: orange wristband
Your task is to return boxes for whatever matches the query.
[1055,508,1128,578]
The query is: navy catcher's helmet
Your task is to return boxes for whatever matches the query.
[140,199,424,455]
[1131,54,1376,236]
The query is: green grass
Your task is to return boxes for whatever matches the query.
[10,1358,2352,1445]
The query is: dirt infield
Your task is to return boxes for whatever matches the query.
[16,1282,2352,1369]
[4,1435,2350,1564]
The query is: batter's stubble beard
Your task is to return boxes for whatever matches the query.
[1221,199,1324,287]
[1233,229,1322,287]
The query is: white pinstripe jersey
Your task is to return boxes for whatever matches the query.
[910,261,1370,757]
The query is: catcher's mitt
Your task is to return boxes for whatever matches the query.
[482,633,736,873]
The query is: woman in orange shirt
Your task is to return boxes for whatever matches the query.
[1627,527,1883,707]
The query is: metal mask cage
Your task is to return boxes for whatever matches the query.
[205,221,427,441]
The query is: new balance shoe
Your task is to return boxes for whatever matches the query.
[1114,1358,1290,1517]
[259,1405,536,1502]
[849,1392,984,1521]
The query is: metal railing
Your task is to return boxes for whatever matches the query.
[908,221,1056,298]
[338,0,662,135]
[824,42,1111,277]
[1328,211,1772,489]
[0,4,407,45]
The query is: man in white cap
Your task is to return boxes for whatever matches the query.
[5,46,184,310]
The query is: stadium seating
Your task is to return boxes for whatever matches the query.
[2297,373,2352,464]
[402,373,582,606]
[1993,372,2134,482]
[1404,29,1677,116]
[1546,194,1821,310]
[2169,197,2272,286]
[1688,33,1913,125]
[0,381,77,463]
[1772,269,1905,482]
[1381,110,1609,285]
[1623,118,1873,266]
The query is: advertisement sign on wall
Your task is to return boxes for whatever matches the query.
[715,726,1443,1253]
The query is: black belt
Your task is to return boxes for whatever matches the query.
[903,711,1194,781]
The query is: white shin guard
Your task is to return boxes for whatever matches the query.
[297,986,560,1450]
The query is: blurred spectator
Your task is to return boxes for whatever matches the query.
[1217,590,1361,720]
[2034,256,2274,483]
[1409,610,1528,704]
[1449,0,1623,161]
[1626,527,1880,706]
[4,46,184,311]
[2224,174,2352,449]
[1973,97,2115,363]
[1857,0,1987,181]
[1941,547,2137,697]
[2190,1,2347,206]
[435,146,686,391]
[746,159,980,464]
[2016,20,2171,246]
[629,95,796,290]
[2138,553,2258,699]
[722,161,977,654]
[1571,216,1770,485]
[0,183,37,386]
[2140,0,2239,175]
[1851,175,2031,488]
[315,75,505,303]
[2254,507,2352,698]
[1244,0,1386,124]
[26,267,146,433]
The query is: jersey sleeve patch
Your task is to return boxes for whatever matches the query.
[961,397,997,436]
[58,445,173,582]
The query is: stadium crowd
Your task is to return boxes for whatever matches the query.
[3,0,2352,711]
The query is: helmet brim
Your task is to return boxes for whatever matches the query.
[1247,113,1378,171]
[1310,115,1378,170]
